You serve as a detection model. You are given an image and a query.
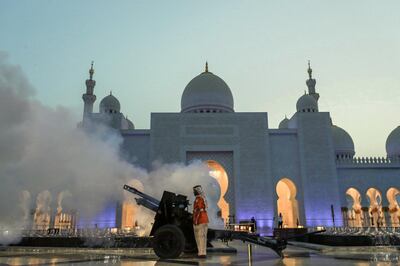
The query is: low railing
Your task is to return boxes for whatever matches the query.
[310,226,400,236]
[306,226,400,245]
[12,227,141,238]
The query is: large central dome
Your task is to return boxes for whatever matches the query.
[181,67,234,113]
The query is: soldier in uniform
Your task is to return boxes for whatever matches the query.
[193,185,209,258]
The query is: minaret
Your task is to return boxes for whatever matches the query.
[306,61,319,101]
[82,61,97,124]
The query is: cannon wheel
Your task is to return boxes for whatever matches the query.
[153,224,185,259]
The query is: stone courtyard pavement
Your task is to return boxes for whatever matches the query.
[1,241,400,265]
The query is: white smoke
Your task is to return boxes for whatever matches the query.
[35,190,52,216]
[0,53,222,244]
[19,190,31,224]
[33,190,52,230]
[123,161,224,235]
[56,190,72,214]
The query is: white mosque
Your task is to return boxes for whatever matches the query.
[81,62,400,231]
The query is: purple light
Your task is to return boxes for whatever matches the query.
[78,203,116,228]
[304,206,343,227]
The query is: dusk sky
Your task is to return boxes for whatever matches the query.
[1,0,399,157]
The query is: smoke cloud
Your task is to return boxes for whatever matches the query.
[18,190,31,224]
[134,161,224,232]
[0,53,221,244]
[56,190,72,214]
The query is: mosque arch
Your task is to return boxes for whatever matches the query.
[386,187,400,227]
[186,152,234,222]
[207,160,230,222]
[366,188,385,227]
[276,178,300,228]
[345,188,363,227]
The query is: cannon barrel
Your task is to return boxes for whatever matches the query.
[135,198,159,212]
[123,184,160,212]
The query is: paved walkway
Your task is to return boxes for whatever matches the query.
[1,241,400,265]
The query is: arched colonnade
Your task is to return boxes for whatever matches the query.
[343,187,400,227]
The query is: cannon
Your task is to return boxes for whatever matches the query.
[123,184,321,259]
[123,184,200,257]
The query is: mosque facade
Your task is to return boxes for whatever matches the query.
[81,62,400,232]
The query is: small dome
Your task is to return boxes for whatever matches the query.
[100,93,120,113]
[332,125,355,158]
[296,94,318,113]
[279,117,289,129]
[120,117,134,130]
[181,71,234,113]
[126,118,135,129]
[386,126,400,158]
